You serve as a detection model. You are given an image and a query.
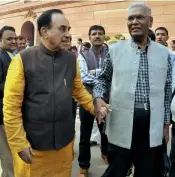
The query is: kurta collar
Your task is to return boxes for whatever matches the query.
[39,42,62,56]
[131,37,151,50]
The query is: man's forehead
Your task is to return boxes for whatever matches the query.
[155,29,166,34]
[91,30,104,34]
[128,7,147,16]
[3,30,16,37]
[51,13,70,27]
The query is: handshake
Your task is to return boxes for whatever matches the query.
[94,98,112,124]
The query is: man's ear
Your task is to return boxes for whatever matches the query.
[149,16,153,28]
[40,27,48,39]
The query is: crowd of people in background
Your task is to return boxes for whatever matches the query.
[1,2,175,177]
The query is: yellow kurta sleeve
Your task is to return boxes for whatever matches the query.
[3,54,30,153]
[72,60,94,115]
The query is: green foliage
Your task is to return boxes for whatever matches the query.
[114,33,123,40]
[104,35,111,42]
[108,40,117,45]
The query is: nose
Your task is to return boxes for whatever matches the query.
[12,38,16,44]
[96,34,100,38]
[65,30,71,38]
[132,17,139,25]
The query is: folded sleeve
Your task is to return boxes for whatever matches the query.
[72,60,94,115]
[3,54,30,153]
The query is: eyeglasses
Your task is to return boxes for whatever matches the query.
[127,15,150,22]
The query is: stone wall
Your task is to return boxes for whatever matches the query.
[0,1,175,44]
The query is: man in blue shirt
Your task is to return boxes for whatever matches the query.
[77,25,108,177]
[155,26,175,177]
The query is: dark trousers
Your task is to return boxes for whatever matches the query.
[78,106,108,169]
[102,108,163,177]
[170,163,175,177]
[170,123,175,177]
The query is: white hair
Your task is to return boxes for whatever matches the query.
[128,2,152,16]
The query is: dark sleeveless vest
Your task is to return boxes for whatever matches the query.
[20,43,76,151]
[80,47,108,93]
[80,47,109,102]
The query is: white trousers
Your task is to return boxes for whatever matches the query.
[90,120,101,144]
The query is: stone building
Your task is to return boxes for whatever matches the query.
[0,0,175,45]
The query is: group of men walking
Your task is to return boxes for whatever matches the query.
[0,2,175,177]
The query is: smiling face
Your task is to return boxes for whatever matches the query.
[41,13,71,51]
[60,36,71,50]
[127,6,153,41]
[2,30,17,52]
[89,30,105,47]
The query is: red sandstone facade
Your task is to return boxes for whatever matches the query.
[0,0,175,45]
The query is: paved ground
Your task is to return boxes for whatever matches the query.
[0,118,172,177]
[72,118,107,177]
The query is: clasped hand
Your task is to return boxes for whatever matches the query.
[94,98,112,124]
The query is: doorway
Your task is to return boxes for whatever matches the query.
[21,21,35,46]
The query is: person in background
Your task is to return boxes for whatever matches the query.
[13,35,27,55]
[155,27,175,55]
[155,27,175,87]
[0,25,16,177]
[77,38,83,54]
[148,29,155,41]
[170,40,175,52]
[77,25,108,177]
[70,46,78,58]
[155,27,175,177]
[3,9,108,177]
[94,3,172,177]
[17,36,26,51]
[82,42,91,51]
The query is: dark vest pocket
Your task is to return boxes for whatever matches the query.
[26,77,49,93]
[24,120,54,150]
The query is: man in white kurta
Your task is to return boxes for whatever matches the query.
[93,3,172,177]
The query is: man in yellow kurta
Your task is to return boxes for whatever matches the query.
[3,9,107,177]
